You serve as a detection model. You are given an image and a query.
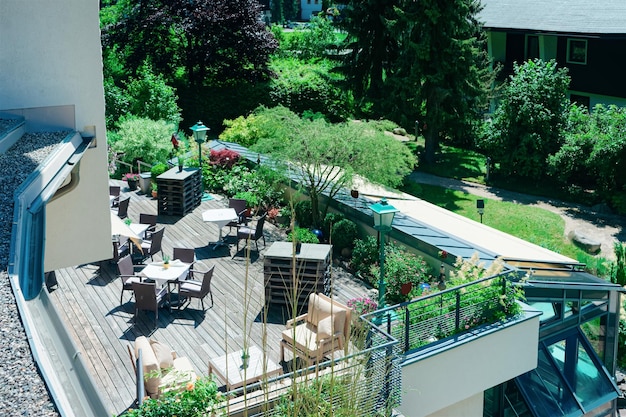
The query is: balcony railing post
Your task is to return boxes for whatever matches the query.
[455,290,461,333]
[404,305,410,352]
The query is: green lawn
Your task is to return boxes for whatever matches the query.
[400,182,611,277]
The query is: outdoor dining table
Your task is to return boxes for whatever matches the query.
[128,223,150,239]
[201,207,238,250]
[138,260,191,309]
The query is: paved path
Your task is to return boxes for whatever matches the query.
[408,172,626,261]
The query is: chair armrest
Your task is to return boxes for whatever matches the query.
[120,274,143,280]
[285,313,308,329]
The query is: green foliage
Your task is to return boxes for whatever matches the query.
[110,117,176,166]
[233,190,260,208]
[481,59,570,179]
[119,376,221,417]
[276,15,338,60]
[268,57,353,122]
[323,212,345,241]
[150,162,169,182]
[294,200,314,228]
[369,244,433,304]
[219,114,261,148]
[330,219,359,251]
[611,243,626,286]
[287,227,320,244]
[251,106,416,227]
[351,236,379,278]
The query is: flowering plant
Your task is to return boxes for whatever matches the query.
[346,295,378,316]
[124,172,140,182]
[438,250,448,259]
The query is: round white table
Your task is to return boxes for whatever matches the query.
[201,208,238,249]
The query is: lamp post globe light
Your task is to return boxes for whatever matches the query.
[369,198,399,309]
[190,121,210,201]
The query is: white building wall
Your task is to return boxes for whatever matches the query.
[398,309,540,417]
[0,0,112,270]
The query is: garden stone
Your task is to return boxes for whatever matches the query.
[568,229,601,254]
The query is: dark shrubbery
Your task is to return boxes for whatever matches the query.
[330,219,359,252]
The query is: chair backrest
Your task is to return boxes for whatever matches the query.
[117,197,130,218]
[199,265,215,296]
[228,198,247,216]
[253,214,267,238]
[173,247,195,264]
[117,255,134,278]
[109,185,121,197]
[133,281,158,311]
[139,213,157,227]
[148,227,165,255]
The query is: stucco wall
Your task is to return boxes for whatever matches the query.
[0,0,112,270]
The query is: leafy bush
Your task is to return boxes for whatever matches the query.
[330,219,359,251]
[287,227,320,244]
[369,244,432,305]
[110,117,176,167]
[119,376,222,417]
[209,149,241,169]
[480,59,570,179]
[323,212,345,240]
[150,162,169,182]
[233,190,259,209]
[350,236,379,278]
[294,200,314,228]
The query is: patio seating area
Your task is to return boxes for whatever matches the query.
[47,181,372,415]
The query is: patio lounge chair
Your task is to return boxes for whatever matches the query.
[280,293,351,366]
[128,336,196,399]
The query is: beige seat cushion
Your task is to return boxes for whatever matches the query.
[150,339,174,370]
[135,336,161,396]
[282,322,319,355]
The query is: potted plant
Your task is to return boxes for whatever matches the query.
[151,162,168,182]
[163,255,170,269]
[124,173,140,190]
[241,348,250,369]
[177,153,185,172]
[151,182,158,199]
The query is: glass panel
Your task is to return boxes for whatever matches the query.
[547,336,617,411]
[528,301,557,322]
[580,316,606,362]
[517,348,580,416]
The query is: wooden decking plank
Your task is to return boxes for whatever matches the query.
[46,182,371,415]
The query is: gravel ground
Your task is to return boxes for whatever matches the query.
[0,127,68,416]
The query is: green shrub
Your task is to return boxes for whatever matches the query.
[110,117,176,167]
[233,190,260,209]
[351,236,379,278]
[287,227,319,244]
[150,162,169,182]
[330,219,359,251]
[370,244,432,305]
[323,212,345,240]
[294,200,314,228]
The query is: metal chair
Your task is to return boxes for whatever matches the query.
[178,265,215,310]
[173,247,196,280]
[132,281,167,328]
[236,214,267,253]
[225,198,248,235]
[117,255,143,305]
[113,196,130,219]
[138,227,165,263]
[139,213,158,239]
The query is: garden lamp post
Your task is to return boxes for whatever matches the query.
[190,121,210,201]
[369,198,399,309]
[477,199,485,223]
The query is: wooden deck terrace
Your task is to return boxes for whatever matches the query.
[47,181,371,416]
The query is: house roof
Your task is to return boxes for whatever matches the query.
[478,0,626,35]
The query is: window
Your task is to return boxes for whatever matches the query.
[567,38,588,64]
[526,35,539,60]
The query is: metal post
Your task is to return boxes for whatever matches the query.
[378,230,386,308]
